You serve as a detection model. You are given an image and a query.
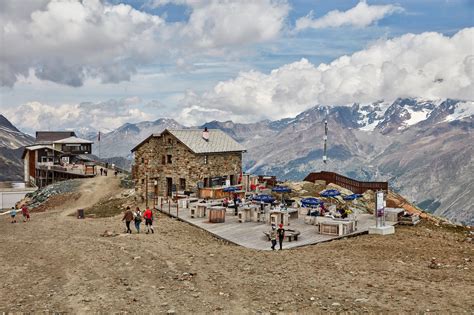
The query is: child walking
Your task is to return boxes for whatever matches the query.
[10,207,17,223]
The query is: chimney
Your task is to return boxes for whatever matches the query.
[202,127,209,141]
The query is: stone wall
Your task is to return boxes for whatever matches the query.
[133,133,243,198]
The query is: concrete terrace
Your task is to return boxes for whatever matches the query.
[157,204,395,251]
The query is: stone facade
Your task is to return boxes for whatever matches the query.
[133,132,243,198]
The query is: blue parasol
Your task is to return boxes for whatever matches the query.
[343,193,363,201]
[251,194,275,204]
[223,186,238,193]
[301,197,324,207]
[320,189,341,198]
[272,186,291,193]
[272,186,291,204]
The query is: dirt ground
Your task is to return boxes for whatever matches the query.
[0,175,473,313]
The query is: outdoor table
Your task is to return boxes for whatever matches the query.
[196,204,207,218]
[318,218,355,236]
[268,210,290,226]
[238,206,255,222]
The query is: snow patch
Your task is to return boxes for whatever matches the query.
[405,108,430,126]
[445,101,474,122]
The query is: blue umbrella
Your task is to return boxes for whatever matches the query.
[320,189,341,198]
[343,193,363,201]
[223,186,238,193]
[272,186,291,193]
[272,186,291,204]
[252,194,275,204]
[301,197,324,207]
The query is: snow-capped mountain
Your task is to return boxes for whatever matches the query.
[0,115,34,181]
[1,98,472,224]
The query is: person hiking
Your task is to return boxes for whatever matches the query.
[143,207,154,234]
[21,205,30,222]
[100,168,103,176]
[10,207,17,223]
[269,224,277,250]
[104,169,108,176]
[277,223,285,250]
[134,207,142,233]
[122,206,134,234]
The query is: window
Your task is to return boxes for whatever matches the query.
[141,179,145,184]
[204,155,208,164]
[167,155,172,164]
[179,178,186,191]
[168,138,173,145]
[141,157,145,164]
[161,155,166,165]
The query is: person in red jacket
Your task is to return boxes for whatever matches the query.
[143,207,155,234]
[21,205,30,222]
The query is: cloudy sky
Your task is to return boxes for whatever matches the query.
[0,0,473,133]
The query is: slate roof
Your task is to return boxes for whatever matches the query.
[131,129,246,154]
[35,131,76,143]
[167,129,246,154]
[54,136,93,144]
[21,145,62,159]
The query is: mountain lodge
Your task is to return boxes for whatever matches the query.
[131,128,246,199]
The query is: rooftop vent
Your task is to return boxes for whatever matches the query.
[202,127,209,141]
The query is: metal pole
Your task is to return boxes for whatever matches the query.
[168,197,171,214]
[145,173,148,208]
[176,202,179,218]
[52,147,55,184]
[323,119,328,165]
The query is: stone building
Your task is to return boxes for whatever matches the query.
[131,128,246,198]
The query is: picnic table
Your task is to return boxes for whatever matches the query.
[263,229,301,242]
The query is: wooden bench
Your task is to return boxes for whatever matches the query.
[263,229,300,242]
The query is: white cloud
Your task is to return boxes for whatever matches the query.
[178,0,289,48]
[4,98,153,133]
[178,28,474,124]
[0,0,290,87]
[295,1,403,31]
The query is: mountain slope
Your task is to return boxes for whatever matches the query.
[92,118,184,159]
[65,98,473,224]
[0,114,35,181]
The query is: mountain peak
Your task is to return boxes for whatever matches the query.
[0,115,20,132]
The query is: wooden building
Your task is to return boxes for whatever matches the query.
[23,131,96,187]
[131,128,246,199]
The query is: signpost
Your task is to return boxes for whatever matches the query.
[376,190,385,228]
[369,190,394,235]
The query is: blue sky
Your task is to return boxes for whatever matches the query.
[0,0,472,131]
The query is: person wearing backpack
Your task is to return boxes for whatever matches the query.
[143,207,154,234]
[134,207,142,233]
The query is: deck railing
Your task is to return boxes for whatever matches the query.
[303,171,388,194]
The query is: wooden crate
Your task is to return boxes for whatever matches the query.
[209,206,226,223]
[320,223,339,235]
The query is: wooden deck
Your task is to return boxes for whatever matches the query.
[157,203,396,251]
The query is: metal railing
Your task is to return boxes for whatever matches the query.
[304,171,388,194]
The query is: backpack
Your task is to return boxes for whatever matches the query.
[135,212,142,222]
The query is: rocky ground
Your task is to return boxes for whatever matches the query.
[1,175,473,313]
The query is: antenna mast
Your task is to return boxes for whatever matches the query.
[323,107,328,166]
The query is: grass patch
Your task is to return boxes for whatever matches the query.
[84,198,128,218]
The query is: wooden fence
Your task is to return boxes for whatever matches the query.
[303,171,388,194]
